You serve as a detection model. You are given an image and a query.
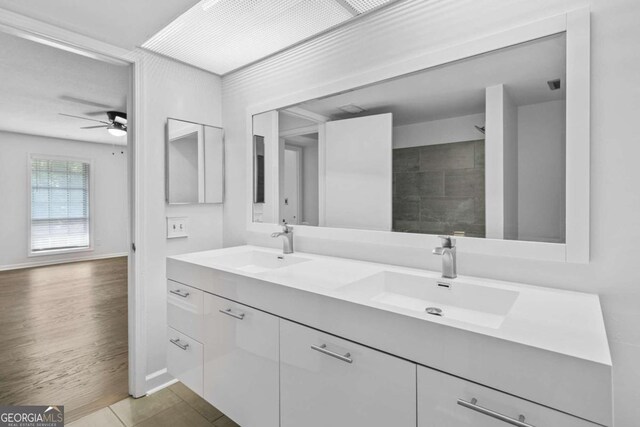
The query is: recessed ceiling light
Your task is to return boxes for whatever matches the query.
[339,104,366,114]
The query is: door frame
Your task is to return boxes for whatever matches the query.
[283,144,303,224]
[0,9,147,397]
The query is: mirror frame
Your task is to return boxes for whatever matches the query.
[245,8,590,263]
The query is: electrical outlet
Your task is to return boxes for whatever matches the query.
[167,217,188,239]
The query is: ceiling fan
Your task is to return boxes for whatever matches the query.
[59,111,127,137]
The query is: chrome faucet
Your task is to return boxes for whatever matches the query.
[271,221,294,254]
[433,235,457,279]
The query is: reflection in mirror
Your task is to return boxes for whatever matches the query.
[166,118,224,204]
[254,135,265,204]
[252,33,566,243]
[167,121,200,204]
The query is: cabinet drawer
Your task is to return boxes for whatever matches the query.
[280,320,416,427]
[167,327,203,396]
[418,365,599,427]
[167,280,203,340]
[203,294,279,427]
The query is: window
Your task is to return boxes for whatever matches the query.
[30,157,91,254]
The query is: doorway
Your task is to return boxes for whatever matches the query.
[0,30,133,422]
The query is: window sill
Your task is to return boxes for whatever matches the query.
[28,247,94,258]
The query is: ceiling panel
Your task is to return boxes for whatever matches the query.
[0,0,201,50]
[345,0,392,14]
[143,0,395,75]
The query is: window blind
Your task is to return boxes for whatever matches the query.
[31,158,90,252]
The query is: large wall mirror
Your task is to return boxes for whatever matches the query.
[166,118,224,204]
[252,33,568,244]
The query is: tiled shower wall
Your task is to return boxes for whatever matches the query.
[392,140,485,237]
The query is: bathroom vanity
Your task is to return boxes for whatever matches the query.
[166,246,611,427]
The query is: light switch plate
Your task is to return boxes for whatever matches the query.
[167,217,188,239]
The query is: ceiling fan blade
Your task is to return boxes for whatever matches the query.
[59,113,109,124]
[85,111,109,117]
[80,125,109,129]
[59,95,114,110]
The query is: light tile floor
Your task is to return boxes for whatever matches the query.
[67,382,240,427]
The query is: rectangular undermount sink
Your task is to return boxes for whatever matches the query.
[339,271,519,329]
[205,250,310,274]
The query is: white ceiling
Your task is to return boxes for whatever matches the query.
[143,0,395,75]
[0,31,129,145]
[297,33,567,126]
[279,111,317,132]
[0,0,202,50]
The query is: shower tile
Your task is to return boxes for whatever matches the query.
[420,197,475,224]
[474,140,485,168]
[393,147,420,172]
[393,197,420,221]
[395,171,444,197]
[419,141,475,171]
[444,169,485,197]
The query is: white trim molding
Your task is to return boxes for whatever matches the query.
[0,252,128,272]
[0,8,132,64]
[246,9,590,264]
[145,368,176,395]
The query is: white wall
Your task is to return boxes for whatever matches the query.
[0,131,128,269]
[222,0,640,424]
[392,113,485,149]
[137,51,223,390]
[503,88,519,240]
[300,142,319,226]
[518,100,566,243]
[485,84,506,239]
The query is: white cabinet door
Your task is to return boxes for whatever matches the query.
[203,294,279,427]
[280,319,416,427]
[167,327,203,396]
[418,365,599,427]
[167,280,203,341]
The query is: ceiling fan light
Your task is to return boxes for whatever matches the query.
[108,127,127,137]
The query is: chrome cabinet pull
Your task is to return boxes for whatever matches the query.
[219,308,245,320]
[311,344,353,364]
[170,338,189,350]
[169,289,190,298]
[457,398,535,427]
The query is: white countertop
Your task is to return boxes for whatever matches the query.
[170,245,611,366]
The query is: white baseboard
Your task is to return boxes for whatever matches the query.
[0,252,128,271]
[145,368,176,395]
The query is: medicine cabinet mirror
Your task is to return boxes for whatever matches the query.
[166,118,224,204]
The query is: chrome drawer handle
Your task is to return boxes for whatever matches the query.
[311,344,353,364]
[457,398,535,427]
[169,338,189,351]
[169,289,190,298]
[219,308,245,320]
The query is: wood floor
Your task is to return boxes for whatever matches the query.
[0,257,129,423]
